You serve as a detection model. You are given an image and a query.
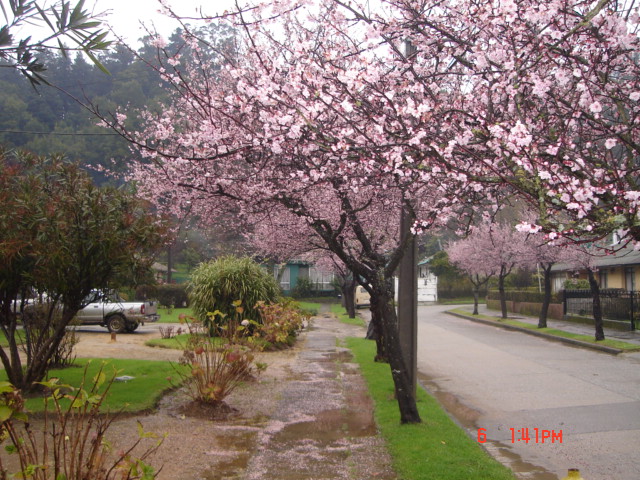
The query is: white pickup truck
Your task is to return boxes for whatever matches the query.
[76,291,160,333]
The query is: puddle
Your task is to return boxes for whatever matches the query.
[418,373,558,480]
[274,408,378,445]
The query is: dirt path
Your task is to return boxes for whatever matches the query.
[60,315,397,479]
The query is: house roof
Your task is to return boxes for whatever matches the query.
[551,245,640,272]
[151,262,177,273]
[418,255,435,266]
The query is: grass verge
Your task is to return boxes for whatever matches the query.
[0,358,184,413]
[331,304,366,326]
[145,333,226,350]
[448,308,640,351]
[157,307,194,323]
[295,301,321,316]
[346,337,516,480]
[0,330,25,347]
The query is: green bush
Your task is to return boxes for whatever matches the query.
[135,284,158,301]
[486,289,563,304]
[188,256,282,331]
[155,284,189,307]
[564,278,590,290]
[291,277,314,298]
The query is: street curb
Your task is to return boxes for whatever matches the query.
[445,311,624,355]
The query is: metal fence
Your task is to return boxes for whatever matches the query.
[564,289,638,330]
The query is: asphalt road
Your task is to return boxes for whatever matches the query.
[414,304,640,480]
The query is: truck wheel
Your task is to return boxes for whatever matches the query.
[107,314,126,334]
[125,322,139,333]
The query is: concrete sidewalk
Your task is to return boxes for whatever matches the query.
[241,307,396,480]
[451,304,640,350]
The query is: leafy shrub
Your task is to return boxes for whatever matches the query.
[0,365,164,479]
[486,289,563,304]
[135,284,158,301]
[188,256,281,333]
[177,334,262,405]
[155,284,189,308]
[564,278,591,290]
[291,277,314,298]
[252,299,308,349]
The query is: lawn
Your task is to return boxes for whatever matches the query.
[0,358,184,413]
[346,337,517,480]
[331,304,366,326]
[0,329,25,347]
[146,332,226,350]
[157,306,194,323]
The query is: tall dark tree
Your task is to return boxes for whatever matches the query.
[0,149,165,391]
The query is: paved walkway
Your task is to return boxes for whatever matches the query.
[242,308,396,480]
[469,303,640,346]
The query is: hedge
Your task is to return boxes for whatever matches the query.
[486,289,563,304]
[135,284,189,307]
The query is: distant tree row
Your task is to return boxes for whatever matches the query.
[0,22,236,180]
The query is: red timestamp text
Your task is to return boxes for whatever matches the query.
[477,427,563,444]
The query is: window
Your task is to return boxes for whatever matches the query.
[309,267,335,291]
[599,269,608,289]
[625,267,636,292]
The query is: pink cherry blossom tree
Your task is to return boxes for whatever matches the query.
[93,0,640,422]
[380,0,640,245]
[447,220,529,316]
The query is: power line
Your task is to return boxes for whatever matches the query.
[0,129,119,136]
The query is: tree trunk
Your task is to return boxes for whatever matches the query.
[366,293,388,363]
[499,268,508,319]
[376,282,421,424]
[472,285,480,315]
[341,276,357,319]
[167,244,173,284]
[587,270,606,341]
[538,264,552,328]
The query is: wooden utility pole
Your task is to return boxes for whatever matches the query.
[397,207,418,396]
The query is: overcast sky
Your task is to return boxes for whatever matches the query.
[89,0,239,43]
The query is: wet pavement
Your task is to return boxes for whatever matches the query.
[241,309,396,480]
[413,304,640,480]
[61,309,396,479]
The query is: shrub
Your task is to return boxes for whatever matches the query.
[251,299,307,349]
[291,277,314,298]
[0,365,164,479]
[135,284,158,301]
[486,289,563,304]
[155,284,189,308]
[177,334,262,405]
[564,278,590,290]
[188,256,281,333]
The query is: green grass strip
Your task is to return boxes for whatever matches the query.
[1,358,184,413]
[0,330,25,347]
[295,301,320,316]
[156,306,194,323]
[331,304,366,326]
[146,333,226,350]
[449,308,640,351]
[346,337,516,480]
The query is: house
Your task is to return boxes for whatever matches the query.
[550,245,640,292]
[268,260,336,295]
[392,256,439,304]
[151,262,177,284]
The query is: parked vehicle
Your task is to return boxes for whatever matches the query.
[76,291,159,333]
[354,285,371,309]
